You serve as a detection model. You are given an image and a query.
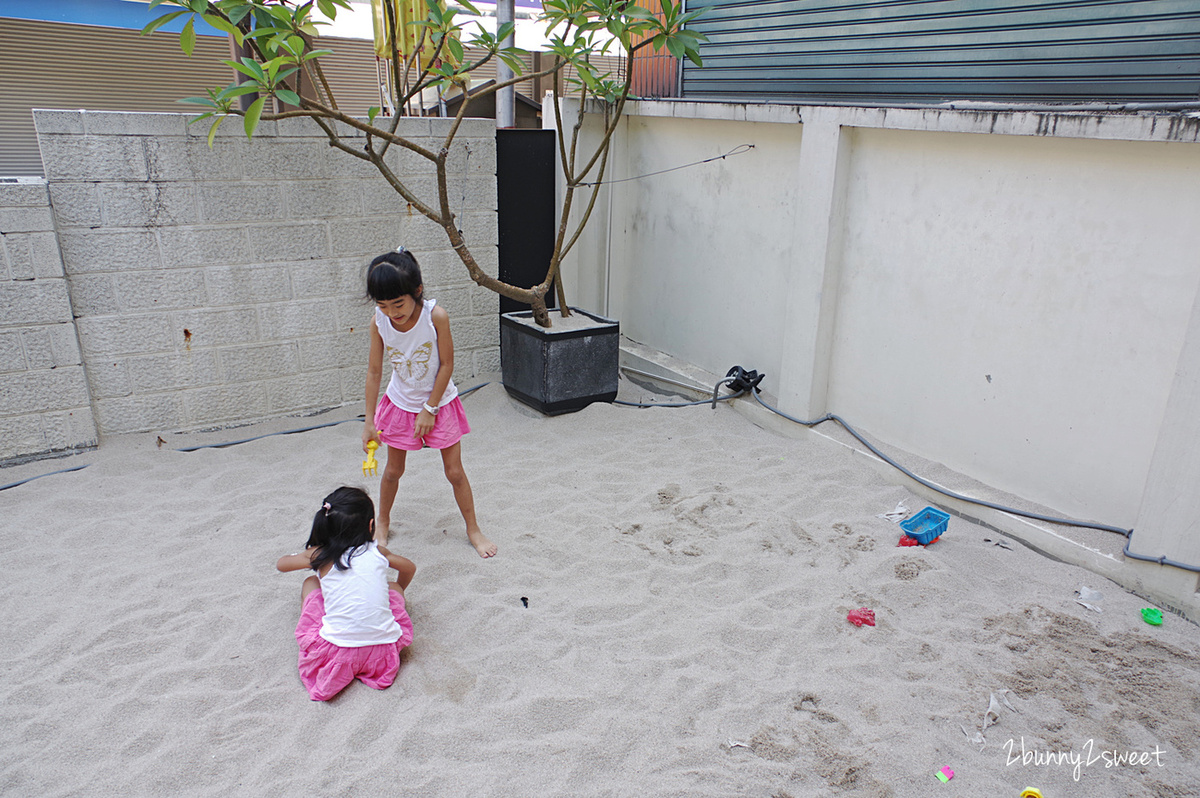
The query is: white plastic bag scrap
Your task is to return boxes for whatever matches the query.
[981,689,1019,731]
[876,501,909,523]
[960,724,986,750]
[1075,585,1104,613]
[982,693,1003,731]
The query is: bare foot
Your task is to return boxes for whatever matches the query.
[375,516,390,545]
[467,527,497,558]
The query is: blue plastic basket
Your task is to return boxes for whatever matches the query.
[900,506,950,545]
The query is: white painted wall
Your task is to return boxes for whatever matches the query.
[558,105,805,392]
[1135,284,1200,566]
[560,99,1200,537]
[830,128,1200,528]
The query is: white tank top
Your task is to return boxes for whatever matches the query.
[375,300,458,413]
[317,543,402,647]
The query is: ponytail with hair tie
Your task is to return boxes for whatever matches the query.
[307,487,376,573]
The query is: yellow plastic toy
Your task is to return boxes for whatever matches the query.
[1020,789,1044,798]
[363,440,379,476]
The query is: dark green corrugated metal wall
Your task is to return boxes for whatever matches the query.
[681,0,1200,103]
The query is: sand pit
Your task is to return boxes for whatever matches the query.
[2,382,1199,796]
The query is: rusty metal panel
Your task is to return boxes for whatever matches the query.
[632,0,682,98]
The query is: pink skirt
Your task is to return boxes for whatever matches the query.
[374,395,470,451]
[294,588,414,702]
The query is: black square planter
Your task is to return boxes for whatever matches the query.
[500,307,619,415]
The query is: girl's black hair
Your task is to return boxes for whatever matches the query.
[367,249,424,304]
[306,486,376,572]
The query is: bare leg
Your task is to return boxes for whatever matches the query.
[376,445,407,544]
[440,442,496,558]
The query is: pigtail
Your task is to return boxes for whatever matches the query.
[306,487,376,573]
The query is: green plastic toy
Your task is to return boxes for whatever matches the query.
[1141,608,1163,626]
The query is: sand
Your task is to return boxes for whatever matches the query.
[2,380,1199,797]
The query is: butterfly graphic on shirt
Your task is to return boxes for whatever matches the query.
[387,342,433,384]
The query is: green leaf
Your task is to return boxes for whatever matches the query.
[446,37,463,64]
[244,97,266,139]
[317,0,336,17]
[222,84,263,98]
[178,96,219,107]
[262,55,291,80]
[577,69,600,93]
[673,31,705,49]
[140,9,186,36]
[244,26,290,40]
[265,5,294,25]
[275,88,302,106]
[222,59,265,83]
[201,13,241,43]
[180,18,196,55]
[368,106,381,125]
[207,116,224,147]
[241,56,267,83]
[228,5,252,25]
[457,0,480,14]
[498,51,526,74]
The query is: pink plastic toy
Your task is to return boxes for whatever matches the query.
[847,608,875,627]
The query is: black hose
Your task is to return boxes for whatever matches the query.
[1,383,493,491]
[741,380,1200,574]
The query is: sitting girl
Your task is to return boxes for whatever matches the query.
[276,486,416,701]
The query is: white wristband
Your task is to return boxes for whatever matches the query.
[423,402,438,415]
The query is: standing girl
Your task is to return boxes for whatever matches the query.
[277,486,416,702]
[363,248,497,558]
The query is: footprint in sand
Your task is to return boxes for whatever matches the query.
[894,558,930,581]
[793,692,839,723]
[656,484,681,505]
[733,693,889,793]
[849,535,875,552]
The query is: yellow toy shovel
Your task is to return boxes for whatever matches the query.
[363,440,379,476]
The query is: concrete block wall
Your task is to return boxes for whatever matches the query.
[30,111,499,439]
[0,180,98,460]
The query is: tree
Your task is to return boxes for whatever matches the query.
[143,0,706,327]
